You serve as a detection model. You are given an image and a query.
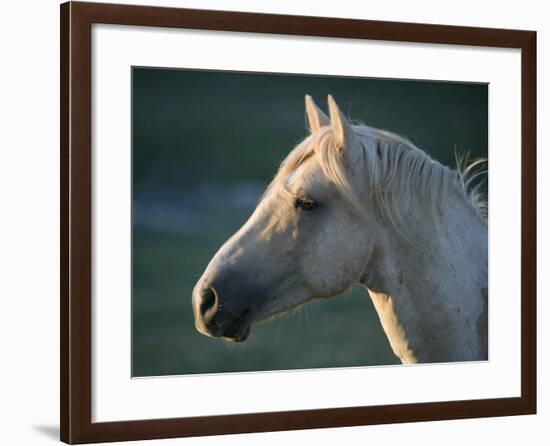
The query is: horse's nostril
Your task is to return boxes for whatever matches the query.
[199,287,218,320]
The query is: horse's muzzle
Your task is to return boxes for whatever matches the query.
[192,286,251,342]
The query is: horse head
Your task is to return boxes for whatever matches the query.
[192,96,376,342]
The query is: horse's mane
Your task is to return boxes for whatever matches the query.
[265,124,487,230]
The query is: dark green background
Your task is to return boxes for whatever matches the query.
[132,67,488,377]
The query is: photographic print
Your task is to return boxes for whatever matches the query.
[132,68,488,377]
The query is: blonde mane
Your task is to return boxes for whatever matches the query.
[264,124,487,231]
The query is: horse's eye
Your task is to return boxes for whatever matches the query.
[294,197,317,211]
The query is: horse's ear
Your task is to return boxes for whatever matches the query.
[327,94,357,151]
[305,95,330,133]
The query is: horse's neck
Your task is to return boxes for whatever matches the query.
[361,185,488,364]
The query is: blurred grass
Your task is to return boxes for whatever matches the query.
[132,67,487,377]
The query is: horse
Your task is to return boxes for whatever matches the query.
[192,95,488,364]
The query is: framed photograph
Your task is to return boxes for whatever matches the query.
[60,1,536,443]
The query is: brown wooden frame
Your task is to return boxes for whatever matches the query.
[60,1,537,443]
